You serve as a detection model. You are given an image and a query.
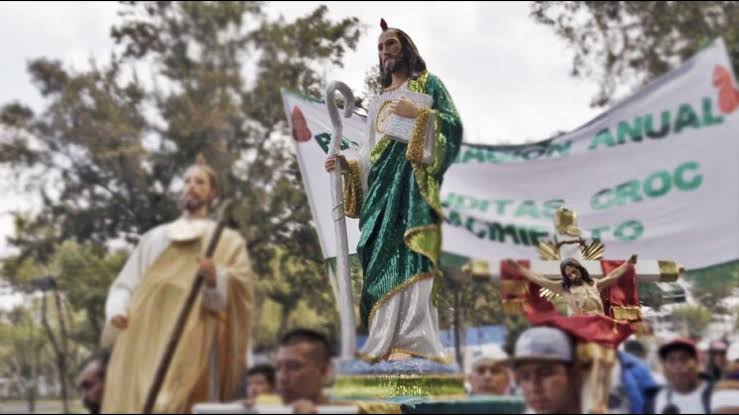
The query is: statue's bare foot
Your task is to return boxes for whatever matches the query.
[387,351,413,361]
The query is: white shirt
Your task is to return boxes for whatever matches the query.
[653,381,709,414]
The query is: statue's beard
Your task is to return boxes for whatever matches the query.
[381,53,408,87]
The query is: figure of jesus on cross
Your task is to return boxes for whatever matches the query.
[505,254,637,317]
[468,207,683,413]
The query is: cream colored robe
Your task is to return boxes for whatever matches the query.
[101,217,254,413]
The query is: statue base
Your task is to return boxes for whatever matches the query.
[332,358,464,399]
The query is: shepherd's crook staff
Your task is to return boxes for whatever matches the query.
[142,200,234,413]
[326,81,357,360]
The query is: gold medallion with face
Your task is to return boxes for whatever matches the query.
[376,100,394,133]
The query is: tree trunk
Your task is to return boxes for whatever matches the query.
[277,301,293,338]
[40,292,70,414]
[54,292,70,414]
[26,382,36,413]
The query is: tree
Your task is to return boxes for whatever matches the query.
[54,241,127,347]
[671,304,712,339]
[685,261,739,314]
[0,306,55,412]
[1,1,362,351]
[530,1,739,107]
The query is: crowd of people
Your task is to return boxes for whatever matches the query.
[76,326,739,414]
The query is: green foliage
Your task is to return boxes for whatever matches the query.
[1,1,362,352]
[531,1,739,106]
[440,277,505,330]
[671,303,712,339]
[0,306,55,401]
[685,261,739,314]
[54,242,127,345]
[502,315,531,356]
[638,281,665,310]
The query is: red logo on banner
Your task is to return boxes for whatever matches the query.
[713,65,739,114]
[291,106,312,143]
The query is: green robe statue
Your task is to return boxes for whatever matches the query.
[343,71,462,361]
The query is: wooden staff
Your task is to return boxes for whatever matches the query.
[142,200,233,413]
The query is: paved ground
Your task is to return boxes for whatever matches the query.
[0,400,83,414]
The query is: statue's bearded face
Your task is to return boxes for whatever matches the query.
[180,166,216,213]
[378,31,404,76]
[563,265,583,285]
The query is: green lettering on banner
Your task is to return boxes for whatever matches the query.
[473,199,490,213]
[591,189,613,211]
[521,147,546,160]
[549,141,572,158]
[442,193,458,209]
[315,132,331,153]
[585,98,726,152]
[490,222,520,244]
[443,193,491,213]
[645,111,671,139]
[614,220,644,242]
[617,117,643,144]
[589,128,616,150]
[513,200,540,219]
[528,227,550,246]
[541,199,565,218]
[702,97,724,126]
[444,210,550,247]
[589,226,610,241]
[462,147,485,163]
[615,180,642,206]
[467,216,488,239]
[643,171,671,198]
[674,103,700,133]
[493,200,513,215]
[313,132,357,153]
[447,210,463,227]
[674,161,703,190]
[589,161,703,212]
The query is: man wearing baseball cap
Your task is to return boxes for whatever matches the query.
[511,326,582,414]
[466,344,514,396]
[646,337,714,414]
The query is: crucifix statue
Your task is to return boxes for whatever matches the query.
[465,207,681,308]
[466,207,683,413]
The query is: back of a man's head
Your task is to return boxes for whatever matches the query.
[275,329,332,404]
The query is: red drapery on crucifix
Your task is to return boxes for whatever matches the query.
[501,259,639,349]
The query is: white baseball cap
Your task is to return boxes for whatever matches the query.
[465,344,509,374]
[512,326,574,364]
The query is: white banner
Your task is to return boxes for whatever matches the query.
[283,38,739,270]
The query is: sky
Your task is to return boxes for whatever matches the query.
[0,1,604,286]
